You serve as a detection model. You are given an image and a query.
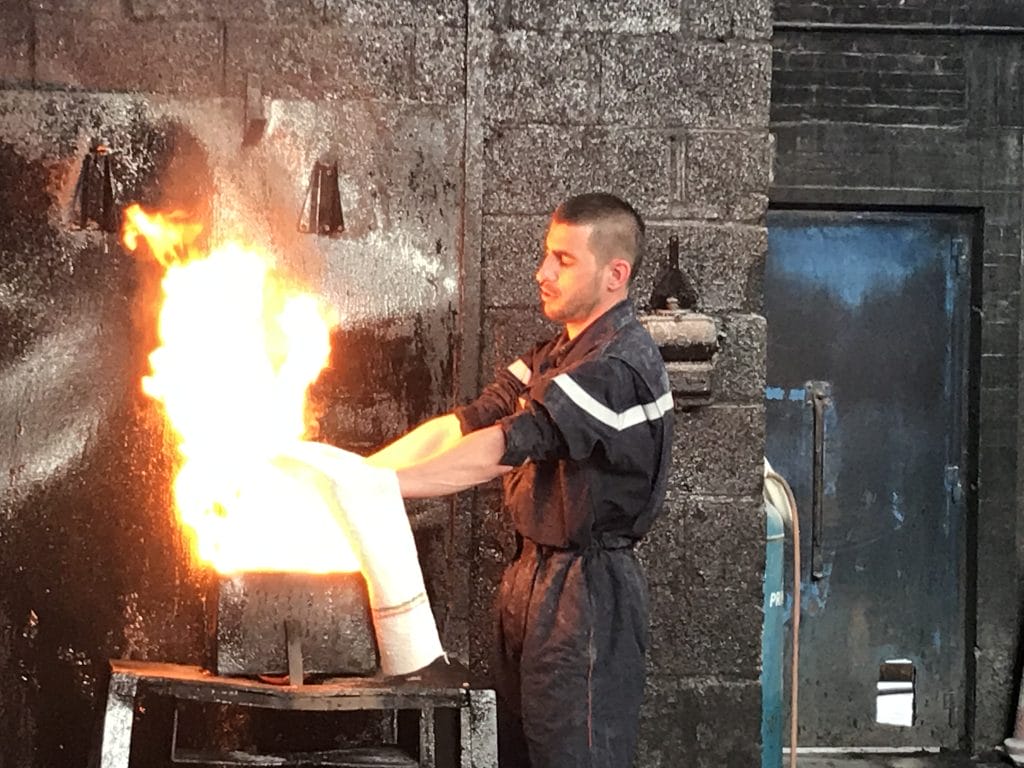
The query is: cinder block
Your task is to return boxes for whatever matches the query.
[410,503,470,659]
[472,487,516,559]
[601,37,771,128]
[480,214,547,308]
[640,224,766,314]
[482,123,593,214]
[468,488,513,676]
[36,17,223,94]
[0,0,31,85]
[225,23,411,101]
[442,493,480,660]
[638,677,761,768]
[483,125,685,218]
[486,31,600,124]
[468,565,501,676]
[684,130,772,222]
[130,0,324,22]
[684,0,773,40]
[647,579,763,678]
[671,404,764,497]
[591,127,675,218]
[712,313,766,404]
[32,0,122,18]
[640,494,764,590]
[411,25,465,103]
[510,0,680,32]
[325,0,465,27]
[480,307,556,381]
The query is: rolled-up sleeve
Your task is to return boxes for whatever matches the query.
[498,402,568,465]
[453,350,538,435]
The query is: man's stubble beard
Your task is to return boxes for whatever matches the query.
[540,278,603,326]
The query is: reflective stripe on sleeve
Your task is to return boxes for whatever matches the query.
[507,358,532,386]
[552,373,673,431]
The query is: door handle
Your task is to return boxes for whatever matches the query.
[806,381,831,581]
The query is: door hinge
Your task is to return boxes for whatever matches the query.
[951,237,968,276]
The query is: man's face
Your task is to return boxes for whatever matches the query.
[536,220,606,325]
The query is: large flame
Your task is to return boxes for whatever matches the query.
[123,204,359,574]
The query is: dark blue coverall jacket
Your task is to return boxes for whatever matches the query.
[454,299,673,768]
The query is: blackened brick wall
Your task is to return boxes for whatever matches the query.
[773,33,966,125]
[772,1,1024,753]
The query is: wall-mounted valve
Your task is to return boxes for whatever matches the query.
[71,142,118,232]
[298,161,345,236]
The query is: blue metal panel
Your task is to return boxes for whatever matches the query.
[765,210,970,749]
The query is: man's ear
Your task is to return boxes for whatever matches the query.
[607,258,632,290]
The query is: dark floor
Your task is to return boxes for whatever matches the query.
[793,754,1010,768]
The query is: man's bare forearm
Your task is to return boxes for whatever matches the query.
[395,424,512,498]
[367,414,463,470]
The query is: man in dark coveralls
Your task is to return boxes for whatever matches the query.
[368,192,673,768]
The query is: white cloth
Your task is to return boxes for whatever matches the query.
[276,441,445,676]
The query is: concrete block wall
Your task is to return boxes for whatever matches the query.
[771,1,1024,752]
[0,1,773,765]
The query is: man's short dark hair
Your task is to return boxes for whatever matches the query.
[552,192,646,281]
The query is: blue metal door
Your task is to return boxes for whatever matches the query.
[765,210,970,749]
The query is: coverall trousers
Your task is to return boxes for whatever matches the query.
[494,538,649,768]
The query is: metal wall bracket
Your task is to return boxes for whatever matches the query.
[649,234,697,311]
[243,73,266,146]
[298,160,345,236]
[71,142,118,232]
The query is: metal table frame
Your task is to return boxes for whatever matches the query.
[98,660,497,768]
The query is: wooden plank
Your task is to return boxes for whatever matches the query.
[108,660,470,710]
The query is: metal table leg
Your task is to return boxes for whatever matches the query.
[99,672,139,768]
[461,689,497,768]
[419,703,436,767]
